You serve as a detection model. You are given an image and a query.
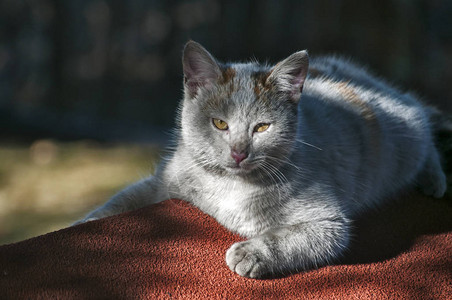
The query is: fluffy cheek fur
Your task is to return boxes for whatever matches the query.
[180,101,229,169]
[256,109,299,170]
[251,126,294,166]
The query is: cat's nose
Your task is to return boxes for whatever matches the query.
[231,150,248,165]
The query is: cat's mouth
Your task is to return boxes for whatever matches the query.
[225,161,256,175]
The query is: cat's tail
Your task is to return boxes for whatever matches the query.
[428,106,452,197]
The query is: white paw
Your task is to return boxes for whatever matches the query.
[225,241,271,278]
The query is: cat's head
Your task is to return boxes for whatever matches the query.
[180,41,308,177]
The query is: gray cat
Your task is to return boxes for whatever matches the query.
[76,41,447,278]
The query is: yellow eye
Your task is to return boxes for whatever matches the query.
[212,118,229,130]
[254,123,270,133]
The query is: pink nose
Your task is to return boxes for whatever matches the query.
[231,150,248,165]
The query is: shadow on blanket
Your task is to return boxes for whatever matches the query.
[1,191,451,299]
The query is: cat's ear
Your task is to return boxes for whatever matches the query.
[182,41,221,97]
[266,50,309,103]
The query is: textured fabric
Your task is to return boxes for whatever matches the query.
[1,193,451,299]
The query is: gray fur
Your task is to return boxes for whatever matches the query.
[76,41,447,278]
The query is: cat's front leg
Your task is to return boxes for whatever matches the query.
[226,216,350,278]
[73,175,166,225]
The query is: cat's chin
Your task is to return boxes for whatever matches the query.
[224,164,256,176]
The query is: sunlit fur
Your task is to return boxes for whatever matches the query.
[78,41,447,279]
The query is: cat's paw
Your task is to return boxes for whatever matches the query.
[419,168,447,198]
[226,240,271,278]
[418,152,447,199]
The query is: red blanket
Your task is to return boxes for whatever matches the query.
[1,193,451,299]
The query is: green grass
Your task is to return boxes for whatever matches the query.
[0,140,161,245]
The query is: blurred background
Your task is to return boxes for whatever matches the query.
[1,0,451,245]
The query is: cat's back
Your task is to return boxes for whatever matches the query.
[297,56,432,211]
[304,55,430,142]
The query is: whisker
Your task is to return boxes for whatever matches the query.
[265,155,301,171]
[257,163,283,203]
[296,139,323,151]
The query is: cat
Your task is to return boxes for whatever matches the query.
[75,41,448,278]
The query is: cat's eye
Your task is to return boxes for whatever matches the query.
[212,118,229,130]
[254,123,270,133]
